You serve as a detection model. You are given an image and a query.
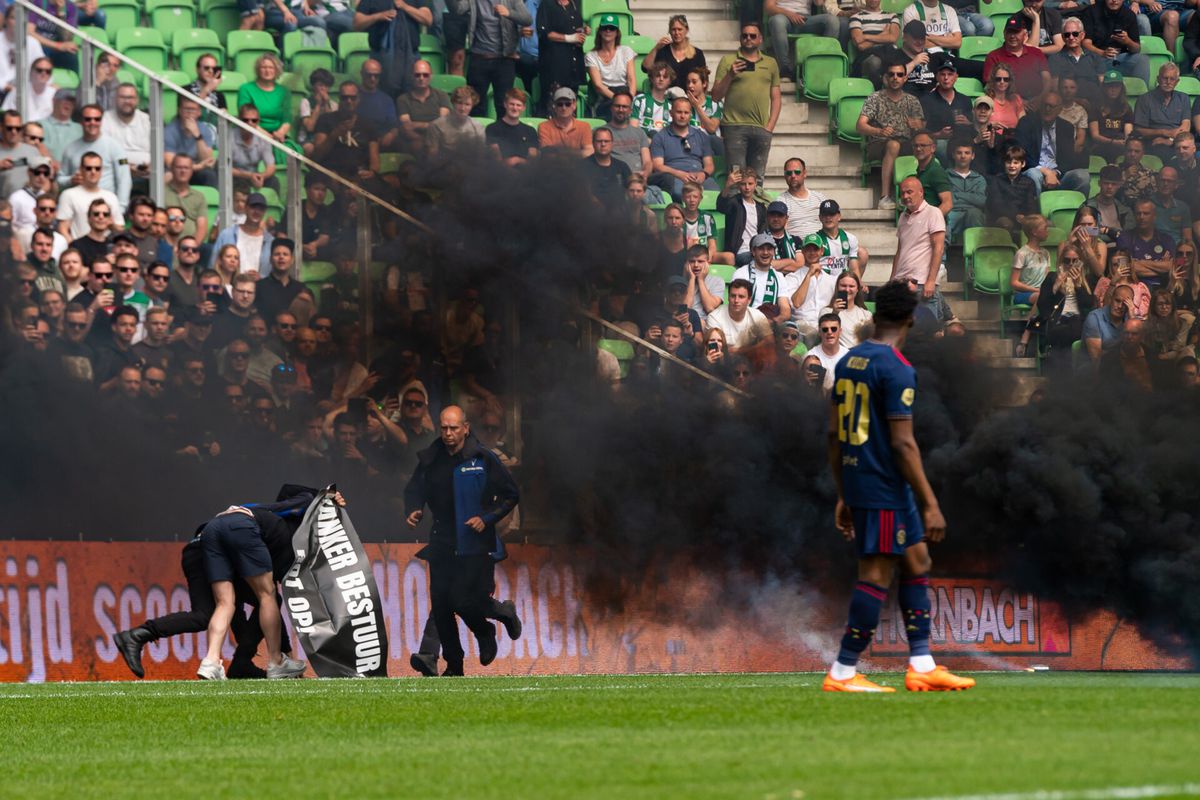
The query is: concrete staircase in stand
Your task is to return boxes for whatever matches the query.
[630,0,1044,404]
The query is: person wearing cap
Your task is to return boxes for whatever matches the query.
[946,138,987,241]
[632,63,676,132]
[764,0,840,78]
[1088,70,1134,162]
[713,21,781,182]
[584,14,637,119]
[256,238,305,322]
[538,87,594,157]
[815,199,865,277]
[788,233,840,342]
[9,156,54,237]
[1082,0,1150,87]
[858,63,925,211]
[1048,16,1108,108]
[1132,63,1192,161]
[900,0,963,55]
[209,192,275,276]
[1013,89,1090,193]
[984,16,1051,104]
[734,231,797,319]
[849,0,902,88]
[452,0,530,117]
[41,88,79,164]
[764,200,803,272]
[650,96,716,200]
[715,166,766,265]
[920,56,974,159]
[896,21,937,95]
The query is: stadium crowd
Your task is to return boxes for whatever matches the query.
[2,0,1200,483]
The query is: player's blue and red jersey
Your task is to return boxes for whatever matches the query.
[831,340,918,510]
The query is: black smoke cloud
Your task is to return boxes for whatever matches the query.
[1,150,1197,659]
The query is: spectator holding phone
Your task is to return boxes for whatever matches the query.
[712,21,781,183]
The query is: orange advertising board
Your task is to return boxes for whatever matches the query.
[0,541,1190,682]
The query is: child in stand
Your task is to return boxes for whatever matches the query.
[946,138,986,245]
[1012,213,1051,357]
[680,180,718,262]
[986,144,1039,240]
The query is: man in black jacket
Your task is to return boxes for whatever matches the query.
[1014,91,1089,194]
[405,405,520,676]
[716,166,767,267]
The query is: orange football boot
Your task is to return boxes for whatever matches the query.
[822,672,896,693]
[904,665,976,691]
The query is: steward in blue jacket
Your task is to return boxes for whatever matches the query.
[404,406,519,675]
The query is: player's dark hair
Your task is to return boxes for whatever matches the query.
[872,280,919,327]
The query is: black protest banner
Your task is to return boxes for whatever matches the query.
[281,489,388,677]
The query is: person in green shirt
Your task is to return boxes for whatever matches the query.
[236,54,292,142]
[711,21,781,181]
[912,132,953,217]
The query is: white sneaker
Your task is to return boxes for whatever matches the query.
[878,196,896,210]
[266,656,307,679]
[197,660,226,680]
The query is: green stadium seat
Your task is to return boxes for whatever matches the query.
[709,264,735,284]
[76,26,109,46]
[218,70,248,109]
[430,74,466,93]
[982,0,1023,27]
[700,189,719,211]
[580,117,606,129]
[880,0,908,13]
[998,259,1032,337]
[174,28,224,72]
[792,37,843,88]
[1138,154,1164,172]
[955,77,984,98]
[972,243,1016,300]
[379,152,414,174]
[149,0,198,48]
[1139,35,1173,80]
[597,338,635,379]
[958,36,1000,62]
[1177,76,1200,98]
[159,70,191,119]
[1040,190,1085,233]
[892,154,918,200]
[52,68,79,90]
[227,30,280,77]
[800,45,848,102]
[836,95,867,143]
[1123,76,1148,110]
[1088,155,1107,174]
[284,31,337,81]
[301,260,336,283]
[204,0,241,42]
[828,77,872,142]
[97,0,141,29]
[582,0,630,19]
[625,34,658,56]
[196,185,220,207]
[115,28,168,73]
[338,32,371,74]
[963,226,1014,297]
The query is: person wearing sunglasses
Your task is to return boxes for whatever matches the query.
[353,0,434,95]
[857,61,926,211]
[0,7,46,104]
[396,60,449,154]
[538,86,594,157]
[0,110,44,200]
[56,152,126,241]
[0,57,57,129]
[10,157,57,241]
[712,21,781,185]
[57,103,132,214]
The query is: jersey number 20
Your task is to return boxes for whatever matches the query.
[835,378,870,445]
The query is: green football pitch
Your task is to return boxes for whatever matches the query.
[1,672,1198,799]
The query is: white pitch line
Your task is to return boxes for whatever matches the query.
[0,680,807,700]
[902,784,1200,800]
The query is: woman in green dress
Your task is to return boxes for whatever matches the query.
[236,54,291,143]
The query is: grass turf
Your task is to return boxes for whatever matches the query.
[1,672,1197,799]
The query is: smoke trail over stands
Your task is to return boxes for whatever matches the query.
[0,151,1196,657]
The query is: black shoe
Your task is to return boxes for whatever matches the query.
[114,626,155,679]
[478,632,498,667]
[495,600,522,641]
[227,658,267,679]
[442,663,464,676]
[410,652,439,677]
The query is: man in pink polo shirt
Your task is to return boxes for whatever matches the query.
[891,176,963,334]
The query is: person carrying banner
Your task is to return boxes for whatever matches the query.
[113,486,344,680]
[405,405,520,676]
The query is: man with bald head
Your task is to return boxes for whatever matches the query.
[891,175,960,331]
[404,405,521,676]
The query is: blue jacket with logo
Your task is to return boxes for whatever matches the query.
[404,436,519,560]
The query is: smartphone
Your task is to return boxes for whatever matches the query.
[835,290,848,306]
[347,397,369,426]
[707,341,719,353]
[1083,226,1100,236]
[676,304,688,315]
[738,58,756,72]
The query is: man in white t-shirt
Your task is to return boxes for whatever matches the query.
[732,232,796,318]
[102,83,152,186]
[810,311,850,390]
[777,157,826,238]
[814,198,866,277]
[900,0,962,54]
[789,233,840,340]
[704,278,774,352]
[683,244,726,323]
[56,151,124,239]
